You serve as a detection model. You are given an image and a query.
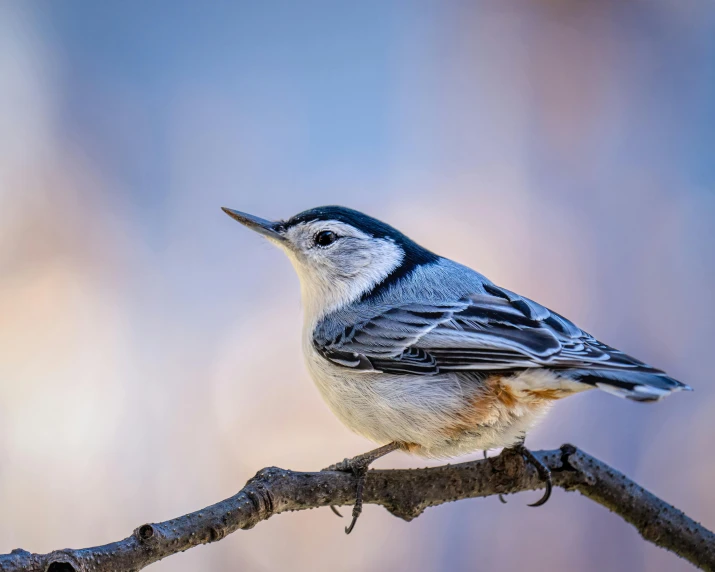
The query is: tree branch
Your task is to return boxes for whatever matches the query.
[1,444,712,572]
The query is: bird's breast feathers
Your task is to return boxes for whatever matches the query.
[303,334,576,457]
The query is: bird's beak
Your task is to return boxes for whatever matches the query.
[221,207,286,243]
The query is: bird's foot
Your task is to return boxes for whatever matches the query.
[498,443,552,507]
[322,442,401,534]
[323,457,370,533]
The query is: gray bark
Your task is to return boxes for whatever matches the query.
[1,444,712,572]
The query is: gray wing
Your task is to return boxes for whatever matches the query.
[313,283,665,376]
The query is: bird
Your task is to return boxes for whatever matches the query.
[222,204,691,534]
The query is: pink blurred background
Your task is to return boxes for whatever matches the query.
[1,1,713,570]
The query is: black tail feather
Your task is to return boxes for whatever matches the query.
[571,369,692,402]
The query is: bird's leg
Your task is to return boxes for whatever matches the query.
[322,442,402,534]
[498,439,552,507]
[324,442,401,472]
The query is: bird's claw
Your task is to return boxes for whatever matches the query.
[322,457,369,533]
[329,505,343,517]
[321,442,401,533]
[504,444,552,507]
[524,451,552,507]
[344,464,368,534]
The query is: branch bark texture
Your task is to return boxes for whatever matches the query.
[1,444,712,572]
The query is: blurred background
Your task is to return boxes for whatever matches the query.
[1,1,713,570]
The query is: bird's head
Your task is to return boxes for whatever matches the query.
[222,205,439,319]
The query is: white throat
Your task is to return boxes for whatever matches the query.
[284,239,404,327]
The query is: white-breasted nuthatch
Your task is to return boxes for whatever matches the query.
[222,205,690,533]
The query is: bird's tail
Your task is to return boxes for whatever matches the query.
[569,369,692,402]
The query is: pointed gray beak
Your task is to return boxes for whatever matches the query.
[221,207,286,242]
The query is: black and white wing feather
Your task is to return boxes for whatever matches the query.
[313,283,690,401]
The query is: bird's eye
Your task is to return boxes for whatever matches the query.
[315,230,338,247]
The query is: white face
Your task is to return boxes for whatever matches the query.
[270,220,405,321]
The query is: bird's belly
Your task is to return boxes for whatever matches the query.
[304,341,554,458]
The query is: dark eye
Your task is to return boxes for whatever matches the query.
[315,230,338,247]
